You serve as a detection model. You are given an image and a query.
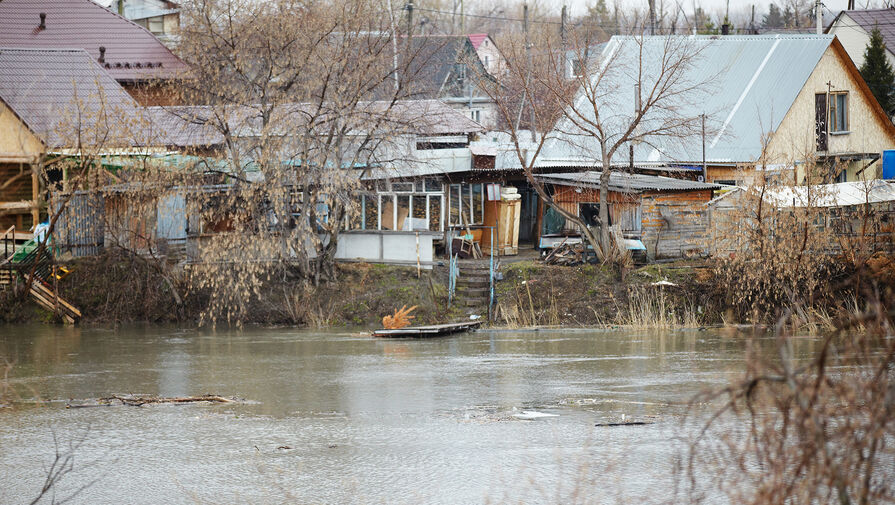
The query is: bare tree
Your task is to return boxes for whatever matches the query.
[480,30,711,259]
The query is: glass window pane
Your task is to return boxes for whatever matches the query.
[449,184,460,226]
[364,194,379,230]
[412,194,427,220]
[472,184,483,224]
[461,184,471,225]
[429,195,442,231]
[392,182,413,192]
[397,195,410,230]
[425,178,442,192]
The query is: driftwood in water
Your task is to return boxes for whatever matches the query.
[98,394,234,407]
[594,421,655,427]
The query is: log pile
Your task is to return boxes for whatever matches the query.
[542,243,589,266]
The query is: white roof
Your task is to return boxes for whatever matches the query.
[722,180,895,208]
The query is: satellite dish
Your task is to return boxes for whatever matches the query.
[697,175,705,182]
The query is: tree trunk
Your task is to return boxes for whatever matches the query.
[599,168,612,254]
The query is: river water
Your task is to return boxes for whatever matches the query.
[0,325,821,504]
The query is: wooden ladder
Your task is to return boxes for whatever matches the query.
[29,279,81,324]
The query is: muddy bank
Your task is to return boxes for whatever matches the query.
[0,249,891,328]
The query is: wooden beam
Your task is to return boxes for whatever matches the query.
[0,200,36,211]
[31,164,39,226]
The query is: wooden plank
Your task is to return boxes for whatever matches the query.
[32,281,81,317]
[373,321,481,337]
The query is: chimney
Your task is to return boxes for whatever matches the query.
[721,23,730,35]
[39,13,46,30]
[98,46,106,63]
[118,0,125,16]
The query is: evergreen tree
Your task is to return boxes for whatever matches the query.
[860,27,895,113]
[763,3,784,28]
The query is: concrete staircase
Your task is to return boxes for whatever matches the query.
[455,259,495,312]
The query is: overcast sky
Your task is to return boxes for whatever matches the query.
[559,0,872,18]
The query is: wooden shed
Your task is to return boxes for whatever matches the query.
[537,171,720,260]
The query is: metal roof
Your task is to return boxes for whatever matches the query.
[0,48,142,148]
[544,35,835,166]
[827,9,895,50]
[0,0,188,82]
[536,171,721,193]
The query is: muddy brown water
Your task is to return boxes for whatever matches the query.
[0,325,823,504]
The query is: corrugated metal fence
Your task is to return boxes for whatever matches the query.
[52,191,105,257]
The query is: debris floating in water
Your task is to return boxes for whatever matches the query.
[512,410,559,420]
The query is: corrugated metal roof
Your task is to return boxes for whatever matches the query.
[761,180,895,207]
[536,171,721,193]
[0,0,188,81]
[0,48,142,148]
[543,35,834,166]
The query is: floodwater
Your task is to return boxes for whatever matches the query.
[0,325,821,504]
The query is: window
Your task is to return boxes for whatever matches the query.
[570,58,584,78]
[579,204,608,228]
[484,55,490,67]
[447,183,485,226]
[453,63,467,84]
[147,16,164,35]
[829,92,849,133]
[469,109,481,122]
[355,183,445,232]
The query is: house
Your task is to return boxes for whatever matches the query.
[404,36,497,129]
[0,48,144,233]
[539,35,895,187]
[99,0,181,47]
[467,34,505,76]
[825,9,895,70]
[67,100,490,266]
[534,171,721,260]
[0,0,189,105]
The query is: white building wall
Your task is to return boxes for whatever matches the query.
[829,14,895,70]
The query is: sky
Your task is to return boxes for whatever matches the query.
[559,0,877,19]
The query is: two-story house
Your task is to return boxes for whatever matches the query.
[538,34,895,186]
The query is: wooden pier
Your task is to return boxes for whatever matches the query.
[373,320,482,338]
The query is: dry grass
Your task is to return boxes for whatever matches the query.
[498,281,561,328]
[612,286,702,328]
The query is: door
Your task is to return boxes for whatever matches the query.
[815,93,828,152]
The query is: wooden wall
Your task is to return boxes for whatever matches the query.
[640,190,714,260]
[0,162,37,231]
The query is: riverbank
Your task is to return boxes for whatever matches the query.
[0,249,891,328]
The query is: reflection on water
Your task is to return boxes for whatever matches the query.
[0,325,820,504]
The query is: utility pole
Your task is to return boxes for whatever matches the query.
[816,0,822,34]
[750,5,755,34]
[561,5,567,50]
[701,114,707,181]
[514,4,536,142]
[649,0,656,34]
[525,3,535,142]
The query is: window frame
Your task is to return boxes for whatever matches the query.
[829,91,849,133]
